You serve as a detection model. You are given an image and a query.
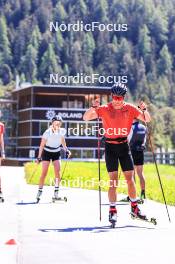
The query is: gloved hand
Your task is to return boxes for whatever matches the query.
[36,157,42,163]
[65,149,71,159]
[138,101,147,111]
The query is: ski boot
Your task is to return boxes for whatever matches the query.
[0,192,4,203]
[36,189,42,203]
[130,201,146,220]
[109,207,117,228]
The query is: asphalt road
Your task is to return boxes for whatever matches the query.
[0,166,175,264]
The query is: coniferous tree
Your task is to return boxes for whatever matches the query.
[39,43,62,83]
[0,16,12,64]
[21,44,38,82]
[157,44,172,75]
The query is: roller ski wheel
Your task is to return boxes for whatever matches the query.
[52,196,67,203]
[150,217,157,225]
[130,213,157,225]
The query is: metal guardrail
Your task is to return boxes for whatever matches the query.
[144,152,175,165]
[3,152,175,165]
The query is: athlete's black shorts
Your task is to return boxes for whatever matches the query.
[105,142,134,172]
[42,149,60,161]
[131,150,144,166]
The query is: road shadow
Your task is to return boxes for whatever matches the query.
[16,201,38,205]
[39,224,155,233]
[16,201,55,205]
[102,203,129,206]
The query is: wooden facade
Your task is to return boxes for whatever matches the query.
[12,85,111,159]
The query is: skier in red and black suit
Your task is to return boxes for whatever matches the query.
[83,83,151,224]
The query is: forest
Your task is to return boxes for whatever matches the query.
[0,0,175,149]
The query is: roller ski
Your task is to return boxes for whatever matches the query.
[52,189,67,203]
[130,202,157,225]
[120,196,144,204]
[52,196,67,203]
[0,192,4,203]
[109,207,117,228]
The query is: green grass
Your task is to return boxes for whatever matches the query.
[24,161,175,205]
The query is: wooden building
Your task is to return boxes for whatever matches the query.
[12,84,111,159]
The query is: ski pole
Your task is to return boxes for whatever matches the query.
[142,110,171,222]
[118,168,121,180]
[97,114,102,221]
[61,159,69,181]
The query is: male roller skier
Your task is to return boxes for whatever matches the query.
[83,82,151,224]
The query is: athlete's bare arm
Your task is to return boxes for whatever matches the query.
[61,136,67,149]
[38,138,47,159]
[137,101,151,123]
[83,99,100,121]
[61,136,71,157]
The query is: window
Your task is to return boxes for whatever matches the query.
[40,122,49,135]
[19,95,31,109]
[68,100,83,108]
[68,96,84,108]
[62,101,68,108]
[101,95,108,105]
[70,149,81,158]
[82,149,94,158]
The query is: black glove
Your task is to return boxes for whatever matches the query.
[36,157,42,163]
[66,150,69,159]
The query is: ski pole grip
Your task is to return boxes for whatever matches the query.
[36,157,42,163]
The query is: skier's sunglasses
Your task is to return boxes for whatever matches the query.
[112,95,124,101]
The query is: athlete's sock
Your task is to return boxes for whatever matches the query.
[110,202,116,208]
[129,197,138,203]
